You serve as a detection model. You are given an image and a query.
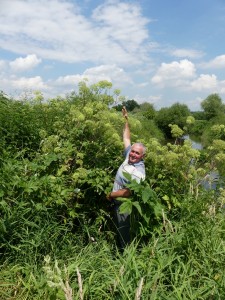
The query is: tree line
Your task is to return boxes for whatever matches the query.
[114,93,225,143]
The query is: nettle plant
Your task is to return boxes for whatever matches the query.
[118,173,164,238]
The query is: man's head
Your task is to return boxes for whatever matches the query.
[128,143,146,164]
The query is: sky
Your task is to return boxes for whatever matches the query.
[1,0,225,111]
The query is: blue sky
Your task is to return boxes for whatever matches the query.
[1,0,225,110]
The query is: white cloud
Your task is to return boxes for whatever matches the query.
[56,64,132,86]
[9,54,42,72]
[0,60,7,70]
[92,1,149,51]
[0,1,224,109]
[56,74,84,86]
[200,54,225,69]
[150,60,222,97]
[0,0,150,66]
[136,82,149,88]
[185,96,203,111]
[134,94,162,106]
[190,74,217,91]
[151,59,196,86]
[171,48,204,59]
[217,79,225,94]
[84,64,132,84]
[11,76,48,90]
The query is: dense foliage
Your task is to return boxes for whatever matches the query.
[201,93,225,121]
[0,83,225,299]
[154,103,191,139]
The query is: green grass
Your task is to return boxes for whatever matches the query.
[1,206,225,299]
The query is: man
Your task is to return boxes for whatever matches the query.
[107,106,146,249]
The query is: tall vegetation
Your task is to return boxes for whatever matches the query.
[0,83,225,299]
[154,103,191,139]
[188,94,225,146]
[201,93,225,121]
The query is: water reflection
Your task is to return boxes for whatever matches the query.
[182,135,221,190]
[183,134,203,150]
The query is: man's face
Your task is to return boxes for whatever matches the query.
[128,144,144,164]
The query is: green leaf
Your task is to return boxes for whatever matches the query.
[162,194,170,201]
[119,200,133,214]
[132,201,142,215]
[142,187,151,203]
[153,203,163,218]
[142,213,150,223]
[123,172,132,182]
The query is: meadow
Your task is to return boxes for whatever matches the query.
[1,83,225,299]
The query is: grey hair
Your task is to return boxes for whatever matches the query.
[132,142,146,155]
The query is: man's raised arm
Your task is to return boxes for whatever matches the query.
[122,106,131,149]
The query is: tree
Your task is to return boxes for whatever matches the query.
[113,99,140,112]
[68,80,115,107]
[201,93,225,120]
[125,99,140,111]
[155,103,190,138]
[134,102,156,119]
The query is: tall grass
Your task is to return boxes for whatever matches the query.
[1,195,225,299]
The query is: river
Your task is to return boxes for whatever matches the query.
[183,135,221,190]
[183,134,203,150]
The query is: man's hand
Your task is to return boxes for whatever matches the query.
[122,106,128,120]
[106,192,113,201]
[106,189,131,200]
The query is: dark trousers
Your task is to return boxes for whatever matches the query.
[113,206,131,250]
